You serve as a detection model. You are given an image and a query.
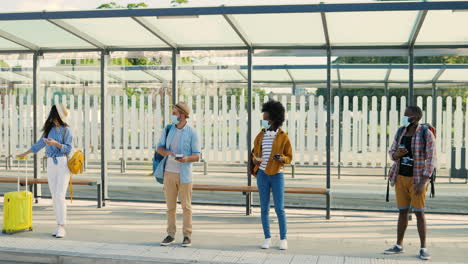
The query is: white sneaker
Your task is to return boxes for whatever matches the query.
[55,226,66,238]
[279,239,288,250]
[51,226,59,237]
[260,238,271,249]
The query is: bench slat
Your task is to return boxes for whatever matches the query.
[193,184,327,195]
[0,177,97,186]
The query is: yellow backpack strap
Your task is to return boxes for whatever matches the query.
[69,174,73,203]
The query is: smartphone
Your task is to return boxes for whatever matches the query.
[274,154,281,159]
[175,154,183,160]
[398,144,406,150]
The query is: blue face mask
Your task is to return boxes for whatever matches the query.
[261,120,270,129]
[171,115,180,125]
[402,116,410,127]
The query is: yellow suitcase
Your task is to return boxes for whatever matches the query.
[2,157,33,234]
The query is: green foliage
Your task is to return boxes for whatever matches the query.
[334,56,468,64]
[171,0,188,6]
[97,2,147,9]
[123,86,151,109]
[226,87,267,109]
[0,60,9,67]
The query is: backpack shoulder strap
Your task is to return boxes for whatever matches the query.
[420,123,431,148]
[396,126,405,142]
[164,125,173,147]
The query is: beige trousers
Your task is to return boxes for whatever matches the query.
[163,172,193,238]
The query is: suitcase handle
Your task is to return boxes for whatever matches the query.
[17,156,28,192]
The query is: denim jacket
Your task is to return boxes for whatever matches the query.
[155,124,200,184]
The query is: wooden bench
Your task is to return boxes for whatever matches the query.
[192,184,330,219]
[0,177,102,208]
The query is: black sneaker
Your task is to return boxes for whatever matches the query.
[384,245,404,254]
[182,237,192,247]
[160,236,175,246]
[419,248,431,260]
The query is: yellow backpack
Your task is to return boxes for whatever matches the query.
[61,128,85,203]
[67,150,84,203]
[68,150,84,174]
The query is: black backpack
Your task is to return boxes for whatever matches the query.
[386,124,436,202]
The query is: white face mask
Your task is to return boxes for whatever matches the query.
[402,116,411,127]
[261,120,270,129]
[171,115,180,125]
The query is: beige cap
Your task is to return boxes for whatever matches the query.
[174,102,190,118]
[55,103,69,122]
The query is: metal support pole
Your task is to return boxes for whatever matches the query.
[338,91,342,180]
[408,48,415,106]
[432,83,437,126]
[97,183,102,208]
[246,48,253,216]
[32,51,42,200]
[172,49,179,105]
[384,83,389,180]
[100,50,109,206]
[326,48,332,191]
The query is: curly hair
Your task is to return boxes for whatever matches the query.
[262,100,285,128]
[407,105,423,122]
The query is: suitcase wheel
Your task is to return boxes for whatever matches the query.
[1,230,5,234]
[29,228,33,231]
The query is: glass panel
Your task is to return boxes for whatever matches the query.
[414,68,440,82]
[175,50,248,206]
[62,18,168,47]
[27,71,76,83]
[0,20,94,48]
[0,38,27,50]
[65,71,101,82]
[194,69,245,82]
[289,69,326,81]
[0,54,34,194]
[250,69,291,82]
[233,13,325,46]
[253,50,330,209]
[327,11,418,46]
[438,69,468,82]
[38,52,102,200]
[145,15,244,46]
[390,68,439,82]
[417,10,468,45]
[110,69,158,82]
[0,71,30,82]
[340,68,387,81]
[150,70,197,81]
[106,51,173,202]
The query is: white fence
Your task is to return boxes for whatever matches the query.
[1,94,467,170]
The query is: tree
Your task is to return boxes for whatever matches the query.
[97,2,147,9]
[226,87,267,109]
[334,56,468,64]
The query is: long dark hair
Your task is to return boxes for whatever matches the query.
[41,105,69,138]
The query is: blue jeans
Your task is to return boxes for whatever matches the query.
[256,169,287,240]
